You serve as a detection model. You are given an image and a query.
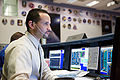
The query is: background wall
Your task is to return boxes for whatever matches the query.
[0,16,26,44]
[0,0,119,44]
[0,0,1,16]
[61,23,102,42]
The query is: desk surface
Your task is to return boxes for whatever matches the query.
[52,70,96,80]
[75,77,95,80]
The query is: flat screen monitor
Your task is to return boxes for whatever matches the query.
[49,49,64,69]
[88,47,99,70]
[70,48,89,71]
[100,46,113,76]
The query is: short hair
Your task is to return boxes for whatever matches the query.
[25,8,49,32]
[10,32,24,42]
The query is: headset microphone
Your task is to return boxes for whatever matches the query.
[36,25,44,35]
[36,24,52,39]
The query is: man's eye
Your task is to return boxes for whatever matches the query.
[45,23,48,25]
[44,22,49,25]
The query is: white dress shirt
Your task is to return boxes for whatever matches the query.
[1,32,57,80]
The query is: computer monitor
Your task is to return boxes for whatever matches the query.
[70,48,89,71]
[100,46,113,77]
[66,33,87,42]
[88,47,99,70]
[49,49,64,70]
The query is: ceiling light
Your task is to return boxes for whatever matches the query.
[67,0,77,3]
[107,1,115,7]
[86,1,100,7]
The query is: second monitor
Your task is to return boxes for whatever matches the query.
[70,47,100,71]
[70,48,89,71]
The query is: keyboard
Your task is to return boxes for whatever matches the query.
[52,70,89,78]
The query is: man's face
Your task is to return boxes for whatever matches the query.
[36,13,52,39]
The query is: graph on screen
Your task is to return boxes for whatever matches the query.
[70,48,89,71]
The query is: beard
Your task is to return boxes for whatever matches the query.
[46,31,60,43]
[42,30,52,39]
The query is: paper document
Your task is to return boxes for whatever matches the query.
[52,70,89,78]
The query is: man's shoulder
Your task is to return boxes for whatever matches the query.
[6,36,32,52]
[12,36,31,45]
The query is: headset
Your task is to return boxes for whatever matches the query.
[35,23,52,39]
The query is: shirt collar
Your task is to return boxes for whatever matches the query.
[25,31,41,49]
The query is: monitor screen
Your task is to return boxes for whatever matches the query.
[100,46,113,76]
[49,49,64,69]
[70,48,89,71]
[88,47,99,70]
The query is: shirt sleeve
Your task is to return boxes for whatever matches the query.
[6,45,32,80]
[41,48,58,80]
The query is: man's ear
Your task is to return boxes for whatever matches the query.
[28,21,35,29]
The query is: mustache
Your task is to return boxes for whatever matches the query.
[43,30,52,39]
[44,30,52,34]
[47,30,52,32]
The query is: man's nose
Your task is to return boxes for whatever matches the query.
[47,26,52,31]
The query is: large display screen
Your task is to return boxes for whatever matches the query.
[49,49,64,69]
[70,48,89,71]
[100,46,113,76]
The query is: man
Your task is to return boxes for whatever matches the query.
[0,32,24,78]
[46,31,60,43]
[1,9,58,80]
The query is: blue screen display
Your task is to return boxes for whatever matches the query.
[49,50,64,69]
[100,46,113,75]
[70,48,89,71]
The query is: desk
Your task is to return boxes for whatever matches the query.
[75,77,94,80]
[52,70,96,80]
[55,76,95,80]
